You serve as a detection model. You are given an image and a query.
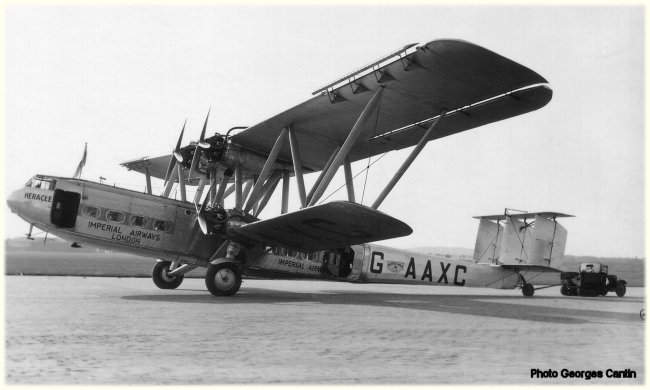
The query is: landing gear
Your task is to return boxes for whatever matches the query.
[152,261,184,289]
[205,262,242,296]
[519,274,535,297]
[522,283,535,297]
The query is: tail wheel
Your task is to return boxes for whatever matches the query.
[522,283,535,297]
[152,261,184,289]
[205,262,242,296]
[615,281,627,297]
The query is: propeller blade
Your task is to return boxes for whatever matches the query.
[197,213,208,235]
[187,148,203,184]
[163,152,177,187]
[198,109,211,149]
[187,110,211,183]
[195,192,210,235]
[173,120,187,163]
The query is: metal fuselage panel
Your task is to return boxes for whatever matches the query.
[357,244,520,289]
[243,243,519,290]
[9,176,222,264]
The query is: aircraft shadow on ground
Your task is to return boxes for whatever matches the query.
[122,288,644,325]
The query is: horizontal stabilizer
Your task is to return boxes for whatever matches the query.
[495,264,562,273]
[230,201,412,252]
[473,211,574,221]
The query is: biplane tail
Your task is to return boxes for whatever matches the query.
[473,210,573,271]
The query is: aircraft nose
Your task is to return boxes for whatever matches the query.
[6,188,23,214]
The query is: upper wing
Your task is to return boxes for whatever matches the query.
[229,201,412,252]
[230,39,552,172]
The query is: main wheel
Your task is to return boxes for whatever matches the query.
[205,262,242,296]
[152,261,184,289]
[615,281,626,297]
[522,283,535,297]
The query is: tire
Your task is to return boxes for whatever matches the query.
[522,283,535,297]
[152,261,184,289]
[560,285,569,296]
[205,262,242,296]
[599,289,608,296]
[615,281,626,297]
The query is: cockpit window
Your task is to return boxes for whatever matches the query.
[26,177,55,190]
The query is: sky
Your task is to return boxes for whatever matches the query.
[3,5,645,258]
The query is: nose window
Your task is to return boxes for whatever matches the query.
[26,177,55,190]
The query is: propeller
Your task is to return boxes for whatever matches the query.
[163,120,187,187]
[187,109,211,184]
[195,195,209,235]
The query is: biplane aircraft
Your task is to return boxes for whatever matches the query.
[7,39,564,297]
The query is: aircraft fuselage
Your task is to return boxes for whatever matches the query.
[8,174,521,291]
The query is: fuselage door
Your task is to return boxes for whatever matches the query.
[50,189,81,228]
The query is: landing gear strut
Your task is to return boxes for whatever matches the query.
[205,261,242,296]
[519,274,535,297]
[152,260,184,289]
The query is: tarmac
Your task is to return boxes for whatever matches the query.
[4,275,645,384]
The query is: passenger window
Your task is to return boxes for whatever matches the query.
[106,210,125,223]
[81,205,101,218]
[153,219,171,232]
[129,215,147,227]
[287,249,297,258]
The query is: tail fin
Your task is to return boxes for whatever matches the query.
[528,215,568,267]
[473,219,502,263]
[473,211,573,267]
[499,215,534,265]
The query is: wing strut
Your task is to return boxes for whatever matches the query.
[371,110,447,209]
[243,127,288,213]
[281,170,290,214]
[305,145,341,206]
[344,156,355,202]
[213,168,232,207]
[235,165,243,209]
[161,168,178,198]
[177,164,187,202]
[193,176,207,205]
[207,168,218,206]
[288,126,307,207]
[144,167,153,195]
[308,86,385,206]
[254,172,282,217]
